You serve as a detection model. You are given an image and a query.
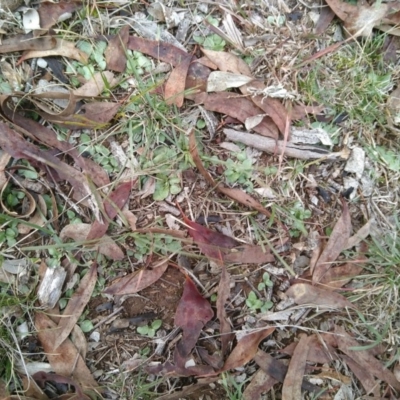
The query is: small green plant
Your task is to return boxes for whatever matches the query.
[131,233,181,261]
[207,151,254,190]
[0,223,18,247]
[193,34,226,51]
[367,145,400,172]
[246,291,273,313]
[137,319,162,338]
[78,134,120,173]
[288,201,311,238]
[219,372,247,400]
[257,272,273,291]
[153,173,181,201]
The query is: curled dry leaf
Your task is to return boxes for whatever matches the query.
[285,283,354,309]
[0,99,109,188]
[220,327,275,372]
[37,101,120,130]
[53,262,97,349]
[104,259,169,295]
[60,223,124,260]
[0,122,93,203]
[0,34,57,53]
[17,194,47,234]
[313,200,352,283]
[34,312,99,392]
[19,39,89,64]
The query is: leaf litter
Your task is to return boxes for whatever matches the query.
[1,0,399,398]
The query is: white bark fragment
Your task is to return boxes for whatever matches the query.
[37,266,66,309]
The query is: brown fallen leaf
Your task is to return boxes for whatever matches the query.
[315,5,336,34]
[175,275,214,358]
[73,71,119,97]
[2,106,109,189]
[223,244,274,264]
[286,283,355,309]
[191,92,278,139]
[313,200,352,283]
[243,369,278,400]
[60,223,124,260]
[220,327,275,372]
[86,180,134,241]
[0,34,57,53]
[38,1,81,30]
[201,48,250,76]
[34,312,99,392]
[280,334,338,364]
[37,101,120,130]
[340,354,380,397]
[165,55,193,107]
[105,26,130,72]
[19,39,88,64]
[0,122,92,203]
[319,261,365,290]
[17,194,47,234]
[185,60,211,93]
[325,0,400,37]
[343,219,372,250]
[53,262,97,349]
[216,265,233,358]
[188,130,277,223]
[335,325,400,391]
[282,334,310,400]
[127,36,189,66]
[201,49,288,137]
[104,259,169,295]
[254,350,324,394]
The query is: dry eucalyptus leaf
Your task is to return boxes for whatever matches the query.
[206,71,253,92]
[60,223,124,260]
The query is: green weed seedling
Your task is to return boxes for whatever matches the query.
[137,320,162,338]
[288,201,311,238]
[246,291,273,313]
[257,272,273,291]
[0,223,18,247]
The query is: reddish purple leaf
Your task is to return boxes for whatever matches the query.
[174,276,213,357]
[86,180,134,240]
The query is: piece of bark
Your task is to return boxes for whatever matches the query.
[224,129,338,160]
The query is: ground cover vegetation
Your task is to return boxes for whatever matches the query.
[0,0,399,399]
